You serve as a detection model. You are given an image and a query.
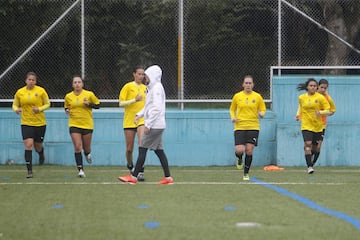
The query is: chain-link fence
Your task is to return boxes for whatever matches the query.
[1,0,360,103]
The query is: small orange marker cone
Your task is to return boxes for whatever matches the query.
[263,165,285,171]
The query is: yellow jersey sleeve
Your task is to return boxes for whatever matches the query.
[119,82,146,128]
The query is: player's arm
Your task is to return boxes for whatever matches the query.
[12,94,21,114]
[328,96,336,115]
[119,98,137,107]
[144,88,162,129]
[64,95,71,115]
[229,95,237,122]
[295,98,301,121]
[86,92,100,109]
[258,96,266,118]
[118,84,140,107]
[318,97,331,115]
[38,91,50,112]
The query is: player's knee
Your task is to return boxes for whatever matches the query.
[304,146,311,151]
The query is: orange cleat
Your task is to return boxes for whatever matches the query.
[157,177,174,185]
[118,174,137,184]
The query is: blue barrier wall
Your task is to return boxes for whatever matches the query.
[273,75,360,166]
[1,74,359,167]
[0,108,276,167]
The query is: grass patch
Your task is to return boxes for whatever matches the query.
[1,165,360,240]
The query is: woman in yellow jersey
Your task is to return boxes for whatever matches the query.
[12,72,50,178]
[118,66,147,181]
[229,75,266,181]
[310,78,336,165]
[64,76,100,178]
[295,78,330,174]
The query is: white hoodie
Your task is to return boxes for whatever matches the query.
[136,65,166,129]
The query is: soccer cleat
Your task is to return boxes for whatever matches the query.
[78,169,86,178]
[26,171,33,178]
[85,153,92,164]
[236,157,243,170]
[243,174,250,181]
[137,172,145,182]
[118,174,137,184]
[307,167,314,174]
[157,177,174,185]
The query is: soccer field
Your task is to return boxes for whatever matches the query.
[1,165,360,240]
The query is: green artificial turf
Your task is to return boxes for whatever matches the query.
[1,165,360,240]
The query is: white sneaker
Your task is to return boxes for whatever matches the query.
[307,167,314,174]
[78,169,86,178]
[85,153,92,164]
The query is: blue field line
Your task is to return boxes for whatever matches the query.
[251,177,360,230]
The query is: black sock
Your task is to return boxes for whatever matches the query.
[133,147,147,177]
[75,152,83,171]
[127,164,134,170]
[37,147,45,164]
[155,149,171,177]
[25,150,32,172]
[305,154,313,167]
[37,147,44,155]
[244,154,252,174]
[311,150,316,156]
[235,153,243,163]
[313,152,320,164]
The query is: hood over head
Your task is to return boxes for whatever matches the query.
[144,65,162,88]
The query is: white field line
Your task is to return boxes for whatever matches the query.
[1,169,360,173]
[0,182,345,185]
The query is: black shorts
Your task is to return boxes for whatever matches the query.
[21,125,46,142]
[69,127,93,135]
[234,130,259,146]
[302,130,323,145]
[123,124,144,131]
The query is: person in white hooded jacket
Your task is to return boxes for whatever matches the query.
[118,65,173,184]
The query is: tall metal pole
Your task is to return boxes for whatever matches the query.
[178,0,184,110]
[278,0,282,76]
[81,0,85,79]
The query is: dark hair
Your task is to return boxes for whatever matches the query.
[26,71,37,79]
[297,78,317,91]
[132,65,145,74]
[73,75,82,79]
[242,75,253,83]
[318,78,329,86]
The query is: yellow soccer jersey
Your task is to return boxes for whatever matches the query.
[12,85,50,126]
[119,81,147,128]
[229,91,266,131]
[298,92,330,132]
[64,89,100,130]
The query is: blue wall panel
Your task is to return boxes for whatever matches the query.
[1,74,358,167]
[273,75,360,167]
[0,108,276,167]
